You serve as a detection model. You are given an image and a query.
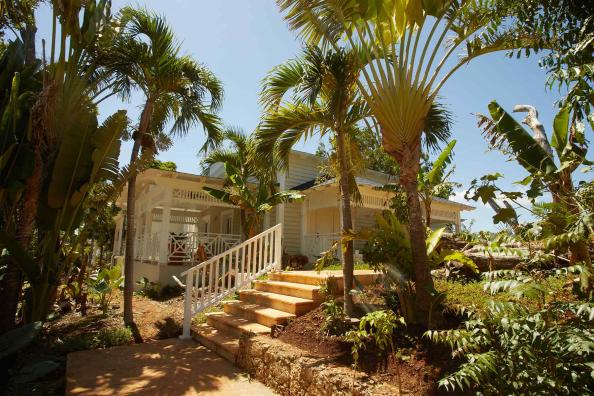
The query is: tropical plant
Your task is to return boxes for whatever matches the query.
[0,38,41,332]
[426,289,594,394]
[361,212,415,323]
[259,45,374,315]
[0,0,134,325]
[202,128,277,238]
[204,162,304,238]
[471,102,592,292]
[275,0,540,322]
[344,309,406,391]
[418,140,461,227]
[320,298,349,336]
[105,7,224,325]
[150,160,177,172]
[87,266,124,315]
[498,0,594,120]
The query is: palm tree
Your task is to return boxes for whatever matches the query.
[202,127,277,238]
[204,162,303,238]
[107,7,224,325]
[275,0,540,322]
[258,46,372,316]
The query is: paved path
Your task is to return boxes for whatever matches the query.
[66,338,276,395]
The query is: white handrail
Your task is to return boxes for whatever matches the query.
[180,223,283,339]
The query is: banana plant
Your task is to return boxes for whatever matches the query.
[0,0,134,323]
[203,162,304,239]
[473,101,592,291]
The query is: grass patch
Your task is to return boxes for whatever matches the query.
[57,326,133,353]
[436,273,575,316]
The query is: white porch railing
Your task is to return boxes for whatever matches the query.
[304,233,340,259]
[168,232,242,264]
[180,223,283,339]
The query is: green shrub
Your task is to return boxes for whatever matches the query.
[428,268,594,394]
[344,310,405,370]
[87,266,124,314]
[426,301,594,395]
[60,327,133,352]
[321,299,349,336]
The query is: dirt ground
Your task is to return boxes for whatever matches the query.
[46,292,185,343]
[279,305,458,396]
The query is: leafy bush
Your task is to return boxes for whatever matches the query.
[426,301,594,395]
[87,266,123,314]
[60,327,133,352]
[428,268,593,394]
[321,299,349,336]
[344,310,405,370]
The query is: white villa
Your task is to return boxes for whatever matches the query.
[112,150,474,286]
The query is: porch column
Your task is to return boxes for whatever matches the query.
[158,187,173,267]
[143,210,152,260]
[300,198,308,257]
[276,173,286,227]
[112,215,121,257]
[263,211,270,230]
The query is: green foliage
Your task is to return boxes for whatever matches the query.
[344,310,405,370]
[150,159,177,171]
[203,161,303,237]
[87,266,124,315]
[321,299,349,336]
[426,300,594,395]
[60,326,133,352]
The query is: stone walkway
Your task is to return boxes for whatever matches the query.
[66,338,277,395]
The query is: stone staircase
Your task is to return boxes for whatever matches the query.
[192,270,379,363]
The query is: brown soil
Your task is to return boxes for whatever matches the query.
[6,292,185,395]
[279,305,460,396]
[46,291,185,343]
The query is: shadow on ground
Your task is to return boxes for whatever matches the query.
[66,338,275,395]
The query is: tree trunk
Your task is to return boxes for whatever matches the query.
[123,138,141,325]
[424,196,432,229]
[123,101,154,325]
[335,130,355,317]
[398,143,435,325]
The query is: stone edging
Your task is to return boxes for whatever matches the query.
[236,334,399,396]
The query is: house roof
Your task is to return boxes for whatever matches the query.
[292,177,475,211]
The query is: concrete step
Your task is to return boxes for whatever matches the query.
[223,300,295,327]
[269,270,380,289]
[239,289,318,316]
[192,324,238,363]
[253,280,321,300]
[206,312,270,338]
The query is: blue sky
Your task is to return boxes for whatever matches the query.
[34,1,592,231]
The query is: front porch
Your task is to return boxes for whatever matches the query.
[300,181,467,262]
[113,169,244,286]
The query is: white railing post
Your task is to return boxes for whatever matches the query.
[180,270,193,340]
[274,225,282,270]
[178,224,283,327]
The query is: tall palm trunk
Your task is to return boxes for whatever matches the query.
[335,130,355,316]
[123,101,153,325]
[423,196,432,229]
[0,23,39,333]
[398,142,435,324]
